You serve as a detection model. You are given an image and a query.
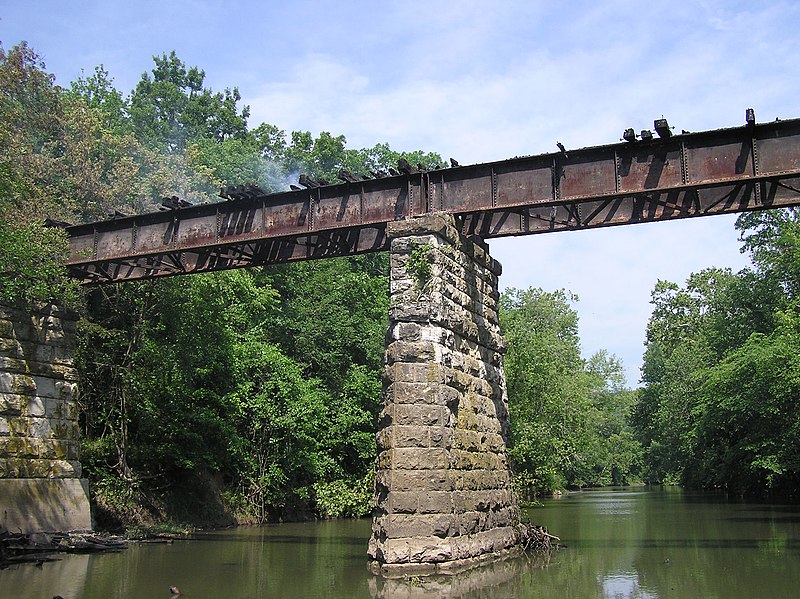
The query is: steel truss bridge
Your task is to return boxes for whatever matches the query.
[66,116,800,284]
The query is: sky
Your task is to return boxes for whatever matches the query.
[3,1,799,386]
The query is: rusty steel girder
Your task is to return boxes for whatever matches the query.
[66,117,800,284]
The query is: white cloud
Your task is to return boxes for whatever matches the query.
[6,0,798,387]
[491,214,750,384]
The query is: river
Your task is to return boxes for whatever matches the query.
[2,487,799,598]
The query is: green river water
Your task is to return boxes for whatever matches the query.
[2,487,799,598]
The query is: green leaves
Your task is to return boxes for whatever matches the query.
[227,339,333,519]
[691,312,800,493]
[634,208,800,496]
[0,221,79,308]
[128,51,249,150]
[501,287,641,498]
[75,257,388,522]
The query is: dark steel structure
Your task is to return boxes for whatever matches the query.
[66,117,800,284]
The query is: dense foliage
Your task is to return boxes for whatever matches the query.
[501,288,641,498]
[632,208,800,496]
[77,263,387,523]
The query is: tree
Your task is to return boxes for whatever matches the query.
[226,339,333,522]
[0,221,77,307]
[633,208,800,495]
[583,351,641,486]
[502,287,582,494]
[187,136,285,192]
[500,287,640,496]
[691,308,800,494]
[0,42,63,220]
[66,65,128,134]
[0,42,77,306]
[128,51,249,150]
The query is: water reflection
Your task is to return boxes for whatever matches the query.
[0,553,89,598]
[600,571,658,599]
[369,552,554,599]
[2,488,800,598]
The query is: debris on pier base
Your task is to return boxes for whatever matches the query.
[517,522,562,552]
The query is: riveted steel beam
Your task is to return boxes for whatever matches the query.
[66,118,800,283]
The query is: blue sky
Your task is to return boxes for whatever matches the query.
[3,1,799,385]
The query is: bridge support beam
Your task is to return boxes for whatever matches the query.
[368,213,521,574]
[0,304,91,533]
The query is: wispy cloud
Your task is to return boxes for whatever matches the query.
[3,0,798,384]
[246,0,799,163]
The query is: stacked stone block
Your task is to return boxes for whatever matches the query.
[0,304,90,532]
[368,213,520,573]
[0,304,81,479]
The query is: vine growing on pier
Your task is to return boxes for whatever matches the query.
[407,242,434,292]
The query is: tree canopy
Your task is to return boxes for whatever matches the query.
[501,288,641,498]
[632,207,800,496]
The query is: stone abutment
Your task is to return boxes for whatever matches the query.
[0,304,91,533]
[368,213,521,573]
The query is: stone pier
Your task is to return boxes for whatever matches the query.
[368,213,520,574]
[0,304,91,533]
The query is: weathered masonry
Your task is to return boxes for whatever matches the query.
[368,214,519,573]
[0,304,91,533]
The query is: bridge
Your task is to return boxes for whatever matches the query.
[66,116,800,284]
[3,114,800,573]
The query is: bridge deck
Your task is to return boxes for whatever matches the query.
[66,118,800,283]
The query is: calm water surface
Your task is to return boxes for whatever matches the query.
[3,487,799,598]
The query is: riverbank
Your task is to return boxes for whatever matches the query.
[0,530,127,569]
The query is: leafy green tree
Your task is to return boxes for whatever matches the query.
[691,308,800,494]
[0,42,61,157]
[282,130,348,179]
[262,256,388,483]
[226,340,333,521]
[0,42,63,219]
[344,142,444,175]
[128,51,249,150]
[500,287,639,496]
[277,131,444,182]
[583,351,641,486]
[0,42,78,306]
[501,287,586,494]
[66,65,128,134]
[251,122,288,162]
[78,271,280,520]
[187,136,285,192]
[737,207,800,298]
[633,276,717,483]
[0,222,78,307]
[633,208,800,495]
